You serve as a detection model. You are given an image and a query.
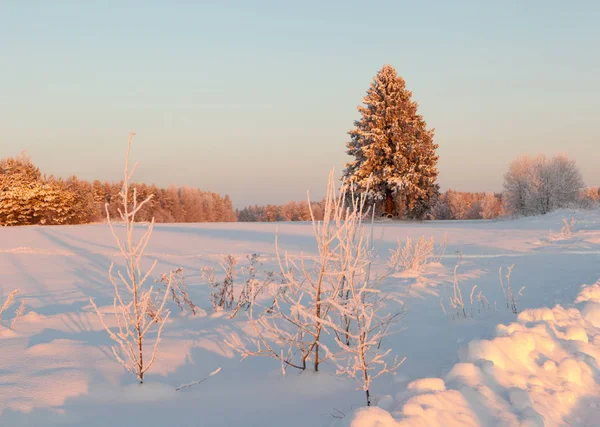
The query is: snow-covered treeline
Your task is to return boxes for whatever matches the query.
[0,153,236,226]
[237,187,599,223]
[237,192,505,222]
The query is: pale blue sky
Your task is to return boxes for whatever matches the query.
[1,1,598,207]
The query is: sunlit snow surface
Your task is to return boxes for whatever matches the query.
[1,209,600,426]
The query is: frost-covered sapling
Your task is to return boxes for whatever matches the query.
[90,133,172,384]
[327,180,405,406]
[335,286,405,407]
[331,220,405,406]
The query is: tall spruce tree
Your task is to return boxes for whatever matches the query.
[343,65,439,219]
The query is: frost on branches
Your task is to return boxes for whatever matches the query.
[234,171,404,404]
[90,133,172,384]
[236,171,358,372]
[343,64,439,219]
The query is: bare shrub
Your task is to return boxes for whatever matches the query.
[560,216,576,237]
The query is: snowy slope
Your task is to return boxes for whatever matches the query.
[1,209,600,426]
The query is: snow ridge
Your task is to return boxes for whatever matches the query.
[338,282,600,426]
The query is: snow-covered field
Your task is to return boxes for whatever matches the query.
[2,209,600,426]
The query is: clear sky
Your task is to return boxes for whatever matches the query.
[1,1,598,207]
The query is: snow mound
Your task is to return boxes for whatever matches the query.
[338,281,600,426]
[406,378,445,393]
[333,406,399,427]
[574,282,600,304]
[574,283,600,327]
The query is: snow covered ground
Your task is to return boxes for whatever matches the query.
[1,209,600,426]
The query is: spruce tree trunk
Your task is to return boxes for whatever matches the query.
[385,189,395,218]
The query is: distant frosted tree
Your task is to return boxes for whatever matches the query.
[31,177,77,225]
[264,204,279,222]
[65,176,100,223]
[480,193,503,219]
[166,185,185,222]
[504,154,584,216]
[582,187,600,205]
[297,200,312,221]
[343,65,439,219]
[222,195,237,222]
[280,201,298,221]
[447,190,472,220]
[545,154,584,210]
[503,156,536,216]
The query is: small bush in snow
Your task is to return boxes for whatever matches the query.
[207,255,238,311]
[547,216,577,242]
[205,254,275,318]
[561,216,576,236]
[399,236,434,271]
[155,267,197,316]
[1,289,24,330]
[499,265,525,314]
[398,234,446,272]
[469,285,491,317]
[231,254,276,320]
[441,254,491,320]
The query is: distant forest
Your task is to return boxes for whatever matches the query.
[0,154,235,226]
[236,191,506,222]
[1,153,598,226]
